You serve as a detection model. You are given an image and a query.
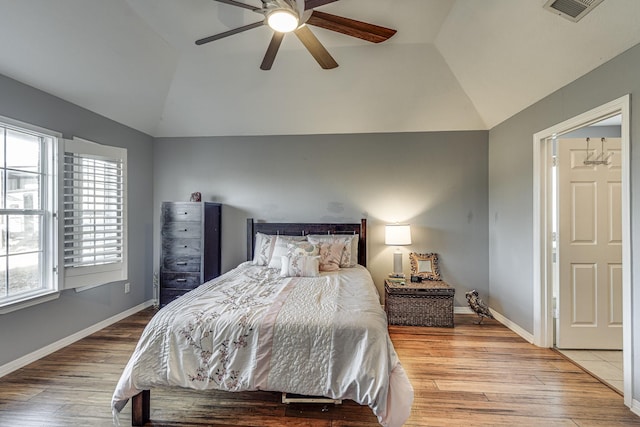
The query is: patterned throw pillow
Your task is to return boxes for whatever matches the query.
[317,242,345,271]
[307,235,358,267]
[267,235,308,270]
[287,241,319,258]
[280,255,320,277]
[252,232,275,266]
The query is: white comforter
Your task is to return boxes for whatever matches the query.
[112,262,413,426]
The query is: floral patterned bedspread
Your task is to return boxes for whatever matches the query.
[111,262,413,427]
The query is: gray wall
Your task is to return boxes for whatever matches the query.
[154,131,489,305]
[488,42,640,398]
[0,74,154,366]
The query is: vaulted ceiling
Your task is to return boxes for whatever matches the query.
[1,0,639,137]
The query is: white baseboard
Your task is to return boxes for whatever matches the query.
[0,300,154,378]
[631,399,640,417]
[455,306,473,314]
[455,305,534,343]
[489,307,535,343]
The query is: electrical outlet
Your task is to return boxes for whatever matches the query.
[124,282,130,294]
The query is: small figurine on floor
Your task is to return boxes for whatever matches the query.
[465,289,494,324]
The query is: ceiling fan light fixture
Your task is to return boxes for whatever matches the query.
[267,9,299,33]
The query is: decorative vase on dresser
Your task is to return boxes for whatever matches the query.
[159,201,221,307]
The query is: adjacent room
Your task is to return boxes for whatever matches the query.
[1,0,640,425]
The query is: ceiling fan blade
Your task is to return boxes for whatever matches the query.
[306,10,396,43]
[260,32,285,70]
[304,0,339,10]
[294,25,338,69]
[213,0,263,12]
[195,21,264,45]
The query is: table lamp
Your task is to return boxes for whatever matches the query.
[385,224,412,278]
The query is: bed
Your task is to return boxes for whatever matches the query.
[112,219,413,426]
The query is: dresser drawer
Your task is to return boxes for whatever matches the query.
[161,272,201,289]
[162,203,202,222]
[162,222,202,239]
[160,288,191,307]
[162,238,202,257]
[163,256,201,272]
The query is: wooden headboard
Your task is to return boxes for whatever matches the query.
[246,218,367,267]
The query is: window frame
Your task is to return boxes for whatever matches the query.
[0,116,60,314]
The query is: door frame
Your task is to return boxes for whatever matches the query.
[532,94,631,406]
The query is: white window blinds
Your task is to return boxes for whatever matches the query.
[62,138,127,289]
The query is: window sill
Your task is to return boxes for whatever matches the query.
[0,290,60,314]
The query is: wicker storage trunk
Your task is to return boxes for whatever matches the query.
[384,280,455,327]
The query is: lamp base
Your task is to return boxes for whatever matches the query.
[391,250,404,278]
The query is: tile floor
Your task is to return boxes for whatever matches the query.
[556,349,623,393]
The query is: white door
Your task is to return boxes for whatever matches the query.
[556,137,622,349]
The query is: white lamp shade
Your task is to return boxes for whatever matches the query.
[385,224,412,246]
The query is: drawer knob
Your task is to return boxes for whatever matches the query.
[176,279,187,282]
[176,262,187,265]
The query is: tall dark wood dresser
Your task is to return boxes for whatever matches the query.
[160,201,221,307]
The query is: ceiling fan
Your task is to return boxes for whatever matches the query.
[196,0,397,70]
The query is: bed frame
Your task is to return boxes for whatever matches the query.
[130,218,368,425]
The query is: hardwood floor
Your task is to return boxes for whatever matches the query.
[0,308,638,426]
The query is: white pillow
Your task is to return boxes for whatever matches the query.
[267,235,308,270]
[280,255,320,277]
[252,232,275,266]
[307,234,359,267]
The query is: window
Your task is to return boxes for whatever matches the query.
[0,120,57,311]
[63,138,127,289]
[0,117,127,312]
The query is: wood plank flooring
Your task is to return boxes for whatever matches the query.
[0,307,638,426]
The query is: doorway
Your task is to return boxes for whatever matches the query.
[532,95,632,407]
[551,120,623,393]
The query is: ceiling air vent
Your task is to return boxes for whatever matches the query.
[543,0,605,22]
